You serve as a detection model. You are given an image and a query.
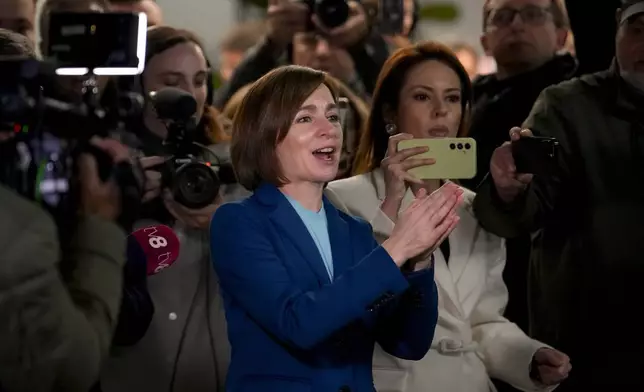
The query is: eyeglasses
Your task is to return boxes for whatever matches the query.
[487,5,553,28]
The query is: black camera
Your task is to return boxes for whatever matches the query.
[302,0,350,28]
[150,87,235,210]
[0,12,147,229]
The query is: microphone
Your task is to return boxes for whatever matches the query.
[114,224,179,346]
[128,224,181,276]
[149,87,197,121]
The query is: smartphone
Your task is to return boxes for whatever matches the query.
[378,0,405,35]
[397,138,477,180]
[47,12,147,75]
[511,136,559,175]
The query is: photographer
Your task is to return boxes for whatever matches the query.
[100,26,234,392]
[0,29,128,392]
[213,0,389,108]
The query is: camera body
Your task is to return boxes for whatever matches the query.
[161,119,221,210]
[0,12,147,229]
[150,87,234,210]
[301,0,350,29]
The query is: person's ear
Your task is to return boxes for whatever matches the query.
[554,28,568,51]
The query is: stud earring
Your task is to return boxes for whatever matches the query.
[385,123,397,135]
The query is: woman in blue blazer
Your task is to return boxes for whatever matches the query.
[210,65,464,392]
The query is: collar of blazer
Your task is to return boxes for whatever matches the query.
[252,182,352,286]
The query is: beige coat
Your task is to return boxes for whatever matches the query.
[325,170,552,392]
[99,221,230,392]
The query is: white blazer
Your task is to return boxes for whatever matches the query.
[325,170,553,392]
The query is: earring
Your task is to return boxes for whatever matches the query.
[385,123,397,135]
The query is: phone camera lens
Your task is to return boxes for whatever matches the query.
[449,143,456,150]
[457,143,463,150]
[464,143,471,150]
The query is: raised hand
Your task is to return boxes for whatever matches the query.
[489,127,534,203]
[380,133,435,221]
[382,182,463,267]
[267,0,309,49]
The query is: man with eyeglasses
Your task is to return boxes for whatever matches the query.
[462,4,576,391]
[473,0,644,390]
[465,0,576,192]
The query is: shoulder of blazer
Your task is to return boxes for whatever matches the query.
[327,172,375,197]
[212,197,263,227]
[331,201,371,231]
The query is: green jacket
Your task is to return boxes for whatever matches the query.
[473,67,644,388]
[0,185,125,392]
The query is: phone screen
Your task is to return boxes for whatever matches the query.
[27,132,71,207]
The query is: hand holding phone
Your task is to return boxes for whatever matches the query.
[511,135,559,176]
[489,127,553,204]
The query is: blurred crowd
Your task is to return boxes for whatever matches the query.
[1,0,641,391]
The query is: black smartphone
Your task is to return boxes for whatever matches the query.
[512,136,560,175]
[378,0,405,35]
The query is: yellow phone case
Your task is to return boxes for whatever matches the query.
[397,138,477,180]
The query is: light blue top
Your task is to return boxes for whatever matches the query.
[284,194,334,280]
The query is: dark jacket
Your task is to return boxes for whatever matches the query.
[473,67,644,391]
[0,185,126,392]
[462,54,577,339]
[464,53,578,191]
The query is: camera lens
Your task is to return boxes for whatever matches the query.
[464,143,471,150]
[457,143,463,150]
[314,0,350,28]
[449,143,456,150]
[174,162,220,209]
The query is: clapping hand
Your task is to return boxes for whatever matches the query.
[532,348,571,386]
[382,182,463,267]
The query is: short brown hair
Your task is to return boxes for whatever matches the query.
[231,65,338,191]
[482,0,569,30]
[353,41,473,175]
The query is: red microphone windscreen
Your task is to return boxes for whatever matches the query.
[130,225,181,275]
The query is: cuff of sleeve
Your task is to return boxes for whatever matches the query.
[369,206,395,237]
[405,267,434,284]
[513,340,557,392]
[488,178,530,213]
[368,245,410,296]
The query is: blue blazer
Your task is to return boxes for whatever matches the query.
[210,183,439,392]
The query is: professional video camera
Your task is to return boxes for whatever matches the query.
[0,11,147,227]
[302,0,350,28]
[149,87,237,209]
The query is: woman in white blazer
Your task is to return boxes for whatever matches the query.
[325,41,572,392]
